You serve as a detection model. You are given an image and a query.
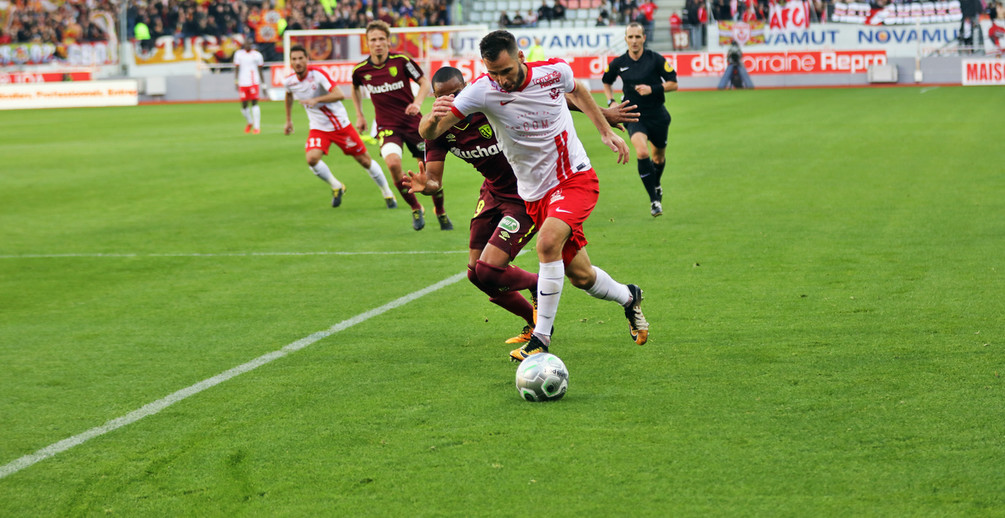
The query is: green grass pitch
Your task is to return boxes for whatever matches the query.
[1,86,1003,516]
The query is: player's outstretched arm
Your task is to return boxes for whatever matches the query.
[566,93,639,131]
[568,81,630,163]
[602,100,640,130]
[418,95,462,140]
[402,160,444,195]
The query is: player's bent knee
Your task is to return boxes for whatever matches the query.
[474,260,507,288]
[468,265,500,296]
[535,236,565,261]
[380,143,403,160]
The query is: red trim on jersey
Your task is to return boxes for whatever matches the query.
[310,65,336,85]
[319,105,343,130]
[450,106,465,119]
[554,130,572,181]
[516,64,533,92]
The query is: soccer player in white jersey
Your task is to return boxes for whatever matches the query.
[233,39,265,134]
[283,44,396,208]
[419,30,651,362]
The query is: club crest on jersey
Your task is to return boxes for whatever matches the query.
[478,124,493,139]
[498,216,520,233]
[390,66,398,77]
[550,189,565,203]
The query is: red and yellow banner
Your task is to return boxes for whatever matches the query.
[718,21,767,45]
[134,35,244,65]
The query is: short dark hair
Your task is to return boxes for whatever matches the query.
[290,44,307,58]
[480,30,518,61]
[626,22,645,33]
[431,66,465,86]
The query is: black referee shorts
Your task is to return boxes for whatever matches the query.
[626,106,671,149]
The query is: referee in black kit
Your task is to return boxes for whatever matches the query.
[602,22,679,217]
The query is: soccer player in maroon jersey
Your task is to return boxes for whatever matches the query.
[406,66,640,347]
[350,20,453,232]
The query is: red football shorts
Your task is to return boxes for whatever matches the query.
[306,127,367,157]
[524,169,599,266]
[238,85,260,102]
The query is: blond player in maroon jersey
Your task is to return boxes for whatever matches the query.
[351,20,452,232]
[283,45,396,209]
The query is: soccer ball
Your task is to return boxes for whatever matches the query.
[515,353,569,402]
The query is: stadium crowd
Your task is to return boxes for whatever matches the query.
[0,0,453,45]
[1,0,114,44]
[4,0,1002,47]
[496,0,658,28]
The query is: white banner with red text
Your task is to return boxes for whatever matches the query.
[0,79,139,110]
[272,50,888,89]
[961,59,1005,85]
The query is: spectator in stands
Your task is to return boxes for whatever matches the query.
[511,11,526,26]
[712,0,729,21]
[638,0,657,41]
[525,9,538,27]
[669,10,682,28]
[538,0,554,23]
[552,0,567,20]
[960,0,983,51]
[597,3,613,24]
[619,0,638,24]
[498,10,512,27]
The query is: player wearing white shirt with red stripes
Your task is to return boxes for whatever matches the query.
[420,30,650,362]
[233,40,264,134]
[283,44,396,208]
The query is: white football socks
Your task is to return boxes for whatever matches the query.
[241,107,252,124]
[310,161,342,190]
[251,105,261,130]
[585,266,632,306]
[534,260,565,343]
[366,160,393,197]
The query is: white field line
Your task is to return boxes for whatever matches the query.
[0,251,467,259]
[0,271,467,481]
